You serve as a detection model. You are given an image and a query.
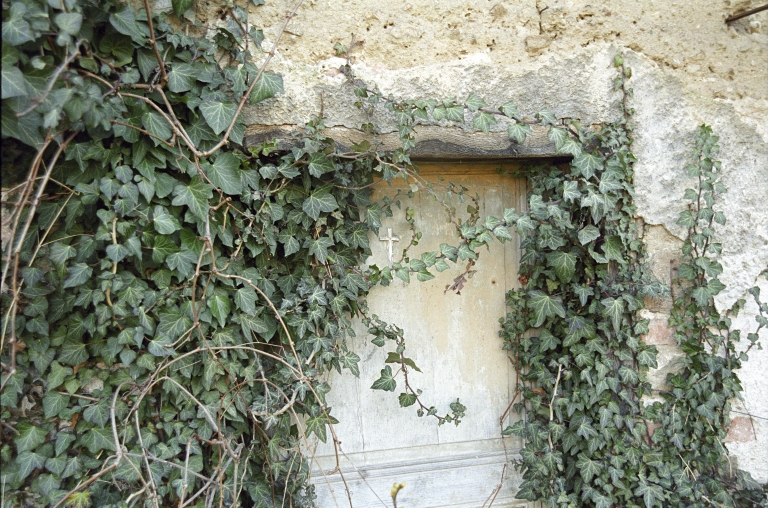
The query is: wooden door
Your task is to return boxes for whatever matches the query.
[311,161,531,507]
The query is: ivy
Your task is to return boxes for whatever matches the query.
[1,0,765,506]
[500,100,767,506]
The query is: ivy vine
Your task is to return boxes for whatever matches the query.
[500,113,767,505]
[1,1,765,507]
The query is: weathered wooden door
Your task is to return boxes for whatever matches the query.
[311,161,530,507]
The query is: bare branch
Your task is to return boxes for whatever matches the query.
[142,0,168,87]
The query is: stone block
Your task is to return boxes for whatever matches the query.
[644,318,676,346]
[725,416,757,443]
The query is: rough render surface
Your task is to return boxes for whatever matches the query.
[179,0,768,483]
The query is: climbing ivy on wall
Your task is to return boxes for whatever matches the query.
[0,0,523,505]
[1,1,766,507]
[500,113,767,506]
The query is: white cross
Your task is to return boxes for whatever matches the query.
[379,227,400,267]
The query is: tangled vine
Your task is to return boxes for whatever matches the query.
[1,1,766,507]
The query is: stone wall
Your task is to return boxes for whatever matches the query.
[177,0,768,483]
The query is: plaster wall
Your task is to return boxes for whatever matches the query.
[181,0,768,484]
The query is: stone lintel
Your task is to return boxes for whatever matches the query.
[244,124,565,160]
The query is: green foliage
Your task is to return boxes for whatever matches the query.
[0,0,388,505]
[0,0,517,504]
[1,0,764,505]
[501,106,663,507]
[501,118,767,506]
[647,125,768,507]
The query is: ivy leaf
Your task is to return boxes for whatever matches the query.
[158,308,192,341]
[200,100,237,135]
[416,269,435,282]
[153,206,181,234]
[575,453,602,483]
[47,361,72,390]
[573,153,603,179]
[713,210,726,225]
[537,109,557,126]
[59,339,88,366]
[281,234,301,256]
[516,215,536,235]
[538,329,560,352]
[36,474,61,496]
[2,4,35,46]
[508,123,532,144]
[340,352,361,376]
[239,313,271,338]
[307,153,335,177]
[561,139,586,158]
[234,287,257,314]
[172,177,212,219]
[561,180,580,203]
[349,226,370,250]
[106,244,130,264]
[548,127,569,150]
[7,111,45,150]
[165,248,198,278]
[546,251,577,283]
[371,365,397,392]
[61,455,82,479]
[465,93,486,112]
[167,63,197,93]
[109,6,148,44]
[602,235,624,263]
[677,210,696,228]
[249,71,284,104]
[434,258,451,272]
[63,263,92,288]
[83,400,110,428]
[691,286,711,307]
[43,391,69,418]
[208,290,231,328]
[207,152,243,195]
[601,297,625,333]
[55,12,83,36]
[499,101,520,120]
[81,427,116,454]
[634,480,665,508]
[306,415,331,443]
[398,393,417,407]
[473,112,496,134]
[637,347,658,369]
[444,105,464,122]
[15,423,47,454]
[152,235,179,263]
[592,492,612,508]
[142,111,173,141]
[527,290,566,327]
[306,237,334,264]
[302,188,338,220]
[16,451,47,481]
[577,225,600,245]
[148,335,175,357]
[573,285,594,307]
[1,66,26,99]
[409,259,426,272]
[172,0,195,16]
